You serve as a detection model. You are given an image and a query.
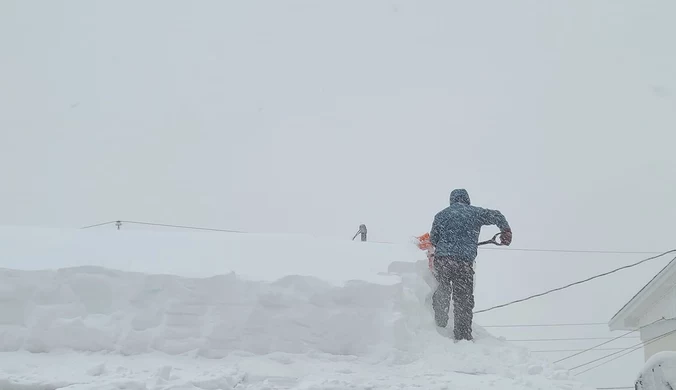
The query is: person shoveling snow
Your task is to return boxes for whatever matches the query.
[419,189,512,342]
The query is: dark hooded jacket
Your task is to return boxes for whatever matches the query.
[430,189,510,261]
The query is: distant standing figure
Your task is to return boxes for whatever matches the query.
[353,224,368,242]
[430,189,512,341]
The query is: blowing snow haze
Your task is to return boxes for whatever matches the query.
[0,0,675,389]
[2,0,675,247]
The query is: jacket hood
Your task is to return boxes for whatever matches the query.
[450,189,471,205]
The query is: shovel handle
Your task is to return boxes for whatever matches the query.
[478,232,506,246]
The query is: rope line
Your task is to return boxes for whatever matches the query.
[474,251,676,314]
[483,322,608,328]
[574,326,676,376]
[82,221,664,255]
[511,336,640,342]
[481,247,662,255]
[80,221,117,229]
[576,345,646,376]
[82,220,666,255]
[532,347,629,353]
[554,317,673,364]
[81,220,246,233]
[121,220,246,233]
[596,388,634,390]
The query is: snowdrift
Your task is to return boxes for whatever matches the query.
[0,228,592,389]
[0,265,406,357]
[636,351,676,390]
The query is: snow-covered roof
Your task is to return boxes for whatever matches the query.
[609,257,676,331]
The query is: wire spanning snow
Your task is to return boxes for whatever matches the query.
[0,226,415,285]
[0,228,594,389]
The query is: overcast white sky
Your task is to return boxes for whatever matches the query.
[1,0,675,388]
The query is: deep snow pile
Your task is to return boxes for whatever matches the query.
[0,227,594,389]
[0,265,404,357]
[636,351,676,390]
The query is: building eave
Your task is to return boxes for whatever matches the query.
[609,256,676,331]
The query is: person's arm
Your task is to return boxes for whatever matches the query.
[479,208,512,245]
[430,215,441,247]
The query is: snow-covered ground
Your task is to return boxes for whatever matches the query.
[0,227,594,389]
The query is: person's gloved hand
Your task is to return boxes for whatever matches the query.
[500,229,512,246]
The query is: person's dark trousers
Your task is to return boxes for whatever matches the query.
[432,256,475,341]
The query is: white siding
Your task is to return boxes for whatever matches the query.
[637,274,676,361]
[641,319,676,360]
[644,332,676,361]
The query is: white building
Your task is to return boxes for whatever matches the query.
[609,258,676,361]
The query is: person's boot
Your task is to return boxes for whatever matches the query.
[453,334,473,343]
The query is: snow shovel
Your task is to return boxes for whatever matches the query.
[478,232,508,246]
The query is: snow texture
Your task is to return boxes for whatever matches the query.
[636,351,676,390]
[0,228,594,389]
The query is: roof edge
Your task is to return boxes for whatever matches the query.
[609,256,676,330]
